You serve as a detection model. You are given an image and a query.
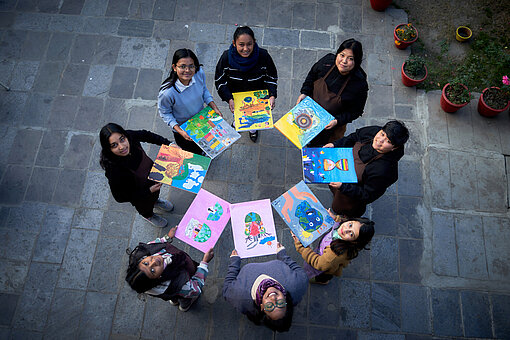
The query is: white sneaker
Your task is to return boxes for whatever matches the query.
[143,214,168,228]
[155,198,174,212]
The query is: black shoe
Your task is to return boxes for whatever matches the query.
[249,131,258,143]
[178,296,198,312]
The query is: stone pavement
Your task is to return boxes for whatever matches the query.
[0,0,509,339]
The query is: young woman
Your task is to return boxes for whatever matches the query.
[158,49,222,155]
[215,26,278,142]
[297,38,368,147]
[99,123,173,228]
[223,242,307,332]
[293,210,375,284]
[126,227,214,312]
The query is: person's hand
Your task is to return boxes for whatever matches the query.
[231,249,238,256]
[327,208,337,220]
[329,182,342,189]
[228,99,235,113]
[215,108,223,117]
[167,226,177,238]
[296,94,307,105]
[179,129,193,141]
[203,248,214,263]
[290,231,299,243]
[324,119,338,130]
[323,143,334,148]
[277,242,284,250]
[149,183,163,193]
[269,96,276,110]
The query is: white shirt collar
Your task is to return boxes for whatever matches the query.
[175,76,196,92]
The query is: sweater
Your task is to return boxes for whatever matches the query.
[222,249,307,316]
[158,68,214,128]
[300,53,368,126]
[294,237,350,276]
[214,48,278,102]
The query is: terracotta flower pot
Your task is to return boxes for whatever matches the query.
[394,24,418,50]
[440,83,470,113]
[370,0,392,11]
[401,62,427,87]
[477,87,510,117]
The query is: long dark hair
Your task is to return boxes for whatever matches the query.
[247,292,294,333]
[329,217,375,260]
[99,123,129,170]
[125,244,161,294]
[336,38,363,70]
[233,26,256,43]
[160,49,201,92]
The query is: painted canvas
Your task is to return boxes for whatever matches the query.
[274,96,334,149]
[302,147,357,184]
[233,89,273,131]
[230,199,278,258]
[181,106,241,159]
[148,144,211,194]
[272,181,335,247]
[175,189,230,252]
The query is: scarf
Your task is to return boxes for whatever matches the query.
[255,278,286,306]
[228,42,260,72]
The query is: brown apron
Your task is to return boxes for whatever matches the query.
[331,141,383,216]
[312,65,351,141]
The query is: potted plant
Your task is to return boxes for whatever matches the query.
[401,55,427,87]
[370,0,392,11]
[455,26,472,42]
[394,23,418,50]
[440,82,472,113]
[477,75,510,117]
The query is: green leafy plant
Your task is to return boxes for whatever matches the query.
[444,82,472,105]
[403,55,427,80]
[395,23,417,41]
[482,75,510,109]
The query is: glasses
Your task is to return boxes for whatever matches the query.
[176,64,196,70]
[263,299,287,312]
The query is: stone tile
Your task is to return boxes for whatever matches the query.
[291,2,315,29]
[58,63,90,95]
[397,160,422,197]
[106,0,130,16]
[432,212,458,276]
[62,133,95,169]
[0,12,15,28]
[366,85,392,118]
[35,129,67,167]
[227,182,254,203]
[7,128,43,165]
[126,104,156,130]
[498,113,510,155]
[111,284,146,337]
[492,293,510,338]
[0,59,14,85]
[13,263,59,330]
[0,293,19,327]
[263,28,300,48]
[17,0,37,10]
[244,0,269,26]
[10,60,38,91]
[342,248,370,279]
[426,148,451,209]
[366,53,391,86]
[0,91,27,126]
[25,166,59,202]
[22,92,54,127]
[118,19,154,37]
[371,282,400,331]
[13,12,52,30]
[152,0,176,20]
[218,0,243,24]
[228,143,259,183]
[78,292,117,339]
[195,42,220,71]
[117,37,146,67]
[0,222,38,261]
[93,36,122,65]
[358,332,404,340]
[285,147,303,186]
[449,150,478,209]
[174,297,211,338]
[52,169,87,206]
[47,95,79,129]
[446,102,474,148]
[72,208,103,230]
[371,194,397,236]
[74,97,104,132]
[399,239,423,283]
[83,65,115,98]
[316,3,339,31]
[340,279,370,328]
[141,38,169,69]
[425,90,448,144]
[101,210,134,237]
[309,279,340,325]
[340,5,362,33]
[300,31,332,50]
[371,236,399,281]
[257,146,285,185]
[141,297,177,339]
[238,318,273,339]
[205,150,231,182]
[454,214,488,279]
[470,105,502,153]
[59,0,85,14]
[134,68,162,100]
[430,289,462,337]
[460,291,492,338]
[189,23,226,43]
[44,289,86,339]
[268,1,291,28]
[20,31,50,61]
[0,165,32,205]
[32,61,65,94]
[196,0,221,23]
[401,284,431,334]
[398,196,423,239]
[110,66,138,99]
[483,216,510,281]
[394,105,414,120]
[153,21,189,40]
[70,34,98,64]
[32,205,74,263]
[292,49,318,81]
[49,14,84,33]
[0,30,26,60]
[129,0,155,19]
[0,260,29,293]
[81,0,107,15]
[476,155,507,212]
[5,202,47,231]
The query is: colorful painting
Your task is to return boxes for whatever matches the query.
[233,90,273,131]
[302,147,358,184]
[181,106,241,159]
[230,199,278,258]
[148,144,211,194]
[175,189,230,252]
[274,96,334,149]
[272,181,335,247]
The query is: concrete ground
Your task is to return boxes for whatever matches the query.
[0,0,509,339]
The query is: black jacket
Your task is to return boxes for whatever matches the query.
[300,53,368,126]
[333,126,404,205]
[214,48,278,102]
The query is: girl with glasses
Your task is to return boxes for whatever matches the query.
[158,49,223,154]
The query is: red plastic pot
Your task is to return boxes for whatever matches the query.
[440,83,470,113]
[401,62,427,87]
[394,24,418,50]
[370,0,392,11]
[477,87,510,117]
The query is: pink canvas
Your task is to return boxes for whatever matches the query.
[175,189,230,253]
[230,199,278,258]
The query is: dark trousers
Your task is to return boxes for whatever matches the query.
[133,190,159,218]
[307,124,346,147]
[173,131,203,155]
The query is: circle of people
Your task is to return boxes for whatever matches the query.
[99,26,410,332]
